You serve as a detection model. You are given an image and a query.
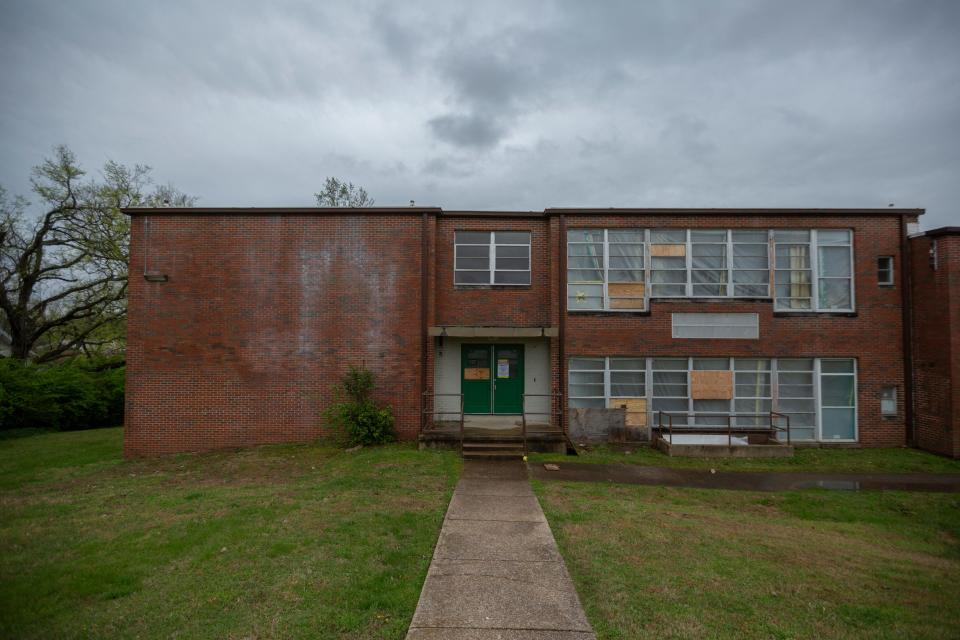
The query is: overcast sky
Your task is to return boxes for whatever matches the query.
[1,0,958,228]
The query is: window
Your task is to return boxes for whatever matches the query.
[732,230,770,296]
[567,229,645,311]
[776,359,816,441]
[569,356,858,442]
[455,231,530,286]
[817,230,853,310]
[649,229,687,297]
[820,359,857,440]
[690,230,728,296]
[568,357,645,408]
[881,386,897,416]
[672,313,759,339]
[566,227,851,311]
[775,229,854,311]
[877,256,894,286]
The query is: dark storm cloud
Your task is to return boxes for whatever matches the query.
[0,0,958,227]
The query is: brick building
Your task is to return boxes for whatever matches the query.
[122,206,958,458]
[909,227,960,458]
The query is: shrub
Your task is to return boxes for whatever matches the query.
[0,359,124,432]
[323,365,396,446]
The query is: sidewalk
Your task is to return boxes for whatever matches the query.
[406,460,596,640]
[527,461,960,492]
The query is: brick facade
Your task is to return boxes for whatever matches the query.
[909,228,960,458]
[124,206,952,457]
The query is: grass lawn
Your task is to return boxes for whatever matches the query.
[0,428,461,639]
[533,479,960,640]
[530,445,960,474]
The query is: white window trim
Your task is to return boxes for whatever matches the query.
[774,229,856,313]
[816,358,858,442]
[568,356,859,443]
[455,231,531,287]
[567,229,648,312]
[567,227,854,313]
[877,256,895,286]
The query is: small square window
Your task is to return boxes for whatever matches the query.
[877,256,894,286]
[881,387,897,416]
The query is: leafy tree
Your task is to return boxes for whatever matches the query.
[0,145,195,362]
[314,177,374,207]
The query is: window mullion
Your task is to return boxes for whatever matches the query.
[603,229,610,310]
[685,230,692,297]
[488,232,495,285]
[811,230,820,311]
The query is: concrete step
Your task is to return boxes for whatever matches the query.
[462,449,525,460]
[463,441,523,449]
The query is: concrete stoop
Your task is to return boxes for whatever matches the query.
[406,461,597,640]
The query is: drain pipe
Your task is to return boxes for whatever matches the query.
[420,212,430,434]
[559,214,567,438]
[900,214,916,447]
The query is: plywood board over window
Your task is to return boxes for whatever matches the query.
[608,397,648,426]
[691,371,733,399]
[608,283,646,309]
[464,368,490,380]
[650,244,686,257]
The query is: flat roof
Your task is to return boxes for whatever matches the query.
[924,226,960,237]
[123,206,925,217]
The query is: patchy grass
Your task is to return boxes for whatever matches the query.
[0,427,460,639]
[530,445,960,474]
[533,479,960,640]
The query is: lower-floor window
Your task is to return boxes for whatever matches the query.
[568,356,858,442]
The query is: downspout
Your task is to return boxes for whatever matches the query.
[900,214,916,447]
[559,214,567,436]
[420,212,429,434]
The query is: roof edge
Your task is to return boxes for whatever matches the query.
[923,226,960,237]
[123,206,927,218]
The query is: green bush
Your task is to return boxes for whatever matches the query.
[323,366,396,446]
[0,359,124,432]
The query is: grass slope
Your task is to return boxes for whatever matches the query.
[534,480,960,640]
[530,445,960,474]
[0,428,460,639]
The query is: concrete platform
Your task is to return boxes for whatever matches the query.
[406,460,596,640]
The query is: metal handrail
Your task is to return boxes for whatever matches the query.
[521,393,564,457]
[656,410,792,448]
[421,392,465,452]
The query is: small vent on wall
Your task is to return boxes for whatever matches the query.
[672,313,759,339]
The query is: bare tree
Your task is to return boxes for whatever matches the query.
[0,146,195,362]
[314,177,374,207]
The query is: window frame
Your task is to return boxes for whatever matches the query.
[774,229,856,313]
[877,256,895,286]
[567,229,647,312]
[568,356,859,442]
[454,230,531,287]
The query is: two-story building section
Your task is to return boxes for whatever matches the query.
[122,206,958,458]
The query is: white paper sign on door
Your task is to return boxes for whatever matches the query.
[497,359,510,378]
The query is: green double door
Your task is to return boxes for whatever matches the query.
[461,344,524,414]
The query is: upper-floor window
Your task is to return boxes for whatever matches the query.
[567,229,645,310]
[455,231,531,286]
[774,229,853,311]
[877,256,894,286]
[568,227,854,312]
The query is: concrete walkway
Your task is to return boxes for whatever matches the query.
[527,461,960,493]
[406,461,596,640]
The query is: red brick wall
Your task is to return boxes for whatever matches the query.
[560,214,910,447]
[125,214,426,457]
[126,210,925,455]
[910,233,959,458]
[434,217,551,327]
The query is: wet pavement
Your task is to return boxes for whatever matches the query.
[527,462,960,492]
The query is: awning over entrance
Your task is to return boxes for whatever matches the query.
[428,326,558,337]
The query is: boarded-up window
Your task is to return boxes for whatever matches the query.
[672,313,759,339]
